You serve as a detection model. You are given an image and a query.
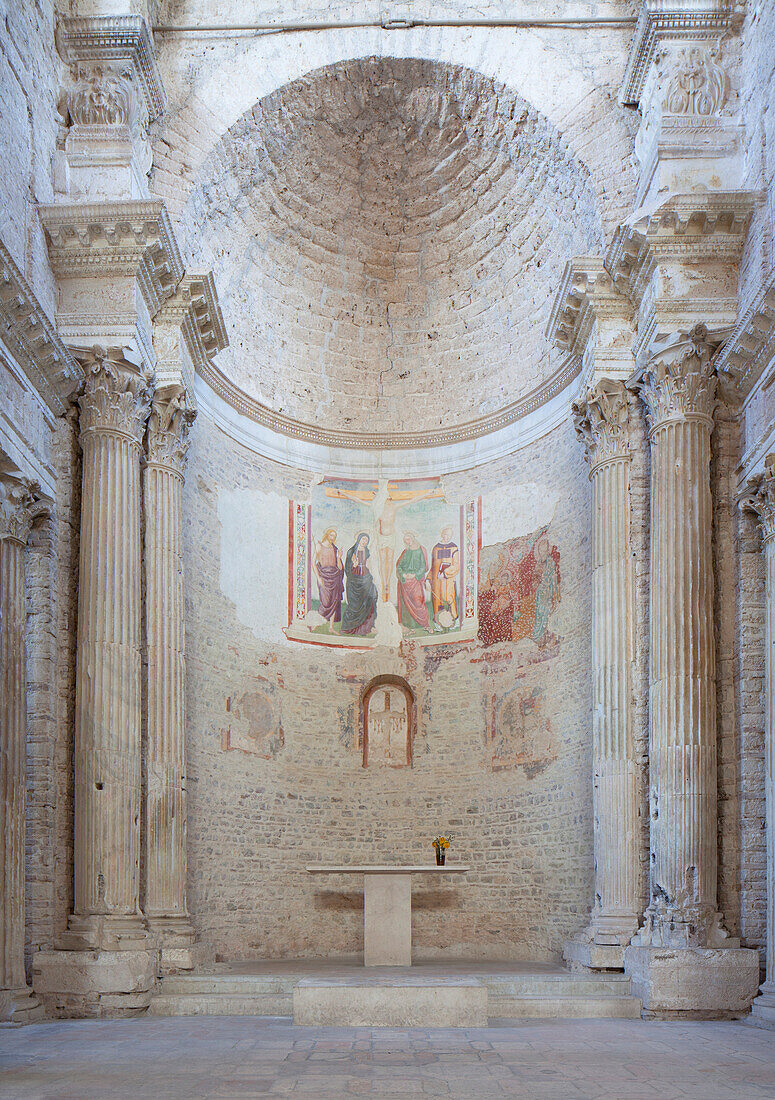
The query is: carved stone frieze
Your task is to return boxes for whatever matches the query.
[663,44,728,117]
[146,387,196,475]
[0,477,47,546]
[633,325,719,432]
[56,15,166,121]
[38,201,184,319]
[572,379,633,472]
[66,62,143,129]
[76,346,152,444]
[619,3,742,108]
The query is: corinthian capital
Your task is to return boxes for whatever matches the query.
[741,455,775,545]
[0,477,48,545]
[572,379,632,472]
[146,387,196,475]
[76,346,152,444]
[633,325,720,433]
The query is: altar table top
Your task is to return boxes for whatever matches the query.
[306,865,469,874]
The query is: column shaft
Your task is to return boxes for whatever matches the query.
[68,351,151,949]
[633,328,730,948]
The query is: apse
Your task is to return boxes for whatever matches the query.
[182,58,603,438]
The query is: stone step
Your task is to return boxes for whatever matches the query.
[486,977,631,997]
[159,976,293,996]
[149,993,293,1016]
[489,994,642,1019]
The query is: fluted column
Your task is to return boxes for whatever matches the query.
[0,478,45,1023]
[632,326,731,949]
[144,387,196,966]
[572,380,641,953]
[742,457,775,1020]
[66,347,152,950]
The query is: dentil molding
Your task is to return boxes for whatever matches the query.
[0,240,83,416]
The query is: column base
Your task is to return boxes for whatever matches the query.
[32,948,157,1019]
[624,945,761,1019]
[145,917,197,973]
[60,913,148,953]
[0,986,45,1025]
[563,938,625,971]
[748,983,775,1030]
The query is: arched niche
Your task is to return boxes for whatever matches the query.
[361,675,415,768]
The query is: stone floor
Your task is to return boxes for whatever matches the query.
[1,1015,775,1098]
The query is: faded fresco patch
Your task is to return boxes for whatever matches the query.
[287,477,479,648]
[486,685,556,775]
[221,676,284,758]
[478,528,560,650]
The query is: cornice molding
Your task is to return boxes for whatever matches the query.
[546,256,633,360]
[154,271,228,401]
[716,270,775,401]
[619,2,743,108]
[38,200,184,318]
[605,191,756,308]
[0,240,83,416]
[195,350,581,450]
[56,15,166,121]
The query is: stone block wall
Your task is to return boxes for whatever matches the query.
[180,413,597,960]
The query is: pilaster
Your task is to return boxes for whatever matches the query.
[741,457,775,1028]
[0,477,47,1024]
[565,381,641,968]
[143,387,196,971]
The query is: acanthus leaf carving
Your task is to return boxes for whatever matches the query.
[64,61,152,180]
[634,325,720,432]
[663,44,728,118]
[741,454,775,545]
[76,345,152,444]
[0,476,48,545]
[146,386,196,475]
[572,378,632,472]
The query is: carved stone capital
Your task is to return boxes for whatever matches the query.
[76,346,152,445]
[741,455,775,545]
[0,477,47,546]
[146,387,196,475]
[631,325,720,432]
[572,379,633,472]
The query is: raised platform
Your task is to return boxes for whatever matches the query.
[150,959,642,1023]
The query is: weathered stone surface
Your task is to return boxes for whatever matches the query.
[33,949,157,1019]
[624,945,761,1019]
[293,975,488,1027]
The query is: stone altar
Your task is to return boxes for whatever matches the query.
[306,865,469,966]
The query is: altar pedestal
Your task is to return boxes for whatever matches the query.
[306,865,469,966]
[293,973,487,1027]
